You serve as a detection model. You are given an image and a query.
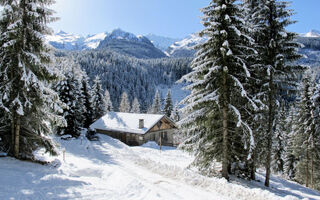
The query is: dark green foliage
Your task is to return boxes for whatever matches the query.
[82,76,94,128]
[0,0,64,159]
[163,89,173,117]
[55,72,83,137]
[91,76,106,120]
[180,0,256,180]
[69,50,191,111]
[272,105,288,174]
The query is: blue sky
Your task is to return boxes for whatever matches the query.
[50,0,320,38]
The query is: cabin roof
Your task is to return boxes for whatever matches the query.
[90,112,175,135]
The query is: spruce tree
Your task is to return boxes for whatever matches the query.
[163,89,173,117]
[131,97,141,113]
[91,76,106,120]
[242,0,269,180]
[294,72,314,187]
[103,89,113,112]
[0,0,65,158]
[284,106,297,180]
[310,80,320,190]
[119,92,130,113]
[81,74,93,128]
[245,0,303,187]
[151,90,162,114]
[294,71,320,189]
[55,71,82,137]
[272,104,287,174]
[179,0,256,180]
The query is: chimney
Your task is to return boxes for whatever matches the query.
[139,119,144,129]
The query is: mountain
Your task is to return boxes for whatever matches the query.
[84,32,108,49]
[166,33,206,57]
[97,29,167,59]
[145,34,181,51]
[301,29,320,38]
[46,30,107,51]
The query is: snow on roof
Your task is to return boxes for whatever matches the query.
[90,112,165,135]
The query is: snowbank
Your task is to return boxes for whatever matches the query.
[0,133,319,200]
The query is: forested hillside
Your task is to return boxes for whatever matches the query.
[58,50,191,111]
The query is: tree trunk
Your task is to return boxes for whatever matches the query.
[11,116,15,155]
[311,139,314,189]
[14,116,21,158]
[250,151,256,180]
[222,72,229,181]
[265,72,274,187]
[306,145,309,187]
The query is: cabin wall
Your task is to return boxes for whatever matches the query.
[95,128,177,147]
[95,129,144,146]
[144,129,176,146]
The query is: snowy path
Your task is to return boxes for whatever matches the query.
[0,134,319,200]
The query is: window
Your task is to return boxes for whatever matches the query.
[161,132,168,141]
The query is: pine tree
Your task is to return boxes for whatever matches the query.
[55,71,82,137]
[179,0,256,180]
[284,106,297,180]
[242,0,270,180]
[151,90,162,114]
[91,76,106,120]
[310,80,320,190]
[163,89,173,117]
[119,92,130,113]
[245,0,303,187]
[103,89,113,112]
[81,74,93,128]
[294,71,320,189]
[0,0,65,158]
[131,97,141,113]
[272,104,287,174]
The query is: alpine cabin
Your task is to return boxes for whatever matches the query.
[90,112,178,146]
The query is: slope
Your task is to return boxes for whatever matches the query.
[0,133,319,200]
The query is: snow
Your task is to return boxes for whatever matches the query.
[45,31,107,50]
[90,112,165,134]
[0,134,319,200]
[301,30,320,38]
[167,33,207,56]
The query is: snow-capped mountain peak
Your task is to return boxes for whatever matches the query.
[301,29,320,38]
[84,32,108,49]
[166,33,207,57]
[46,29,153,51]
[109,28,137,40]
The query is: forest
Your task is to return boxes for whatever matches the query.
[0,0,319,194]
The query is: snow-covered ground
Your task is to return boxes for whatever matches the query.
[0,134,319,200]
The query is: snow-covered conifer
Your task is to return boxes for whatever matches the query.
[0,0,65,158]
[151,90,162,114]
[272,104,288,174]
[55,71,82,137]
[81,74,93,128]
[163,89,173,117]
[284,106,297,180]
[91,76,106,120]
[103,89,113,112]
[119,92,131,113]
[131,97,140,113]
[254,0,303,187]
[293,71,320,189]
[179,0,257,180]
